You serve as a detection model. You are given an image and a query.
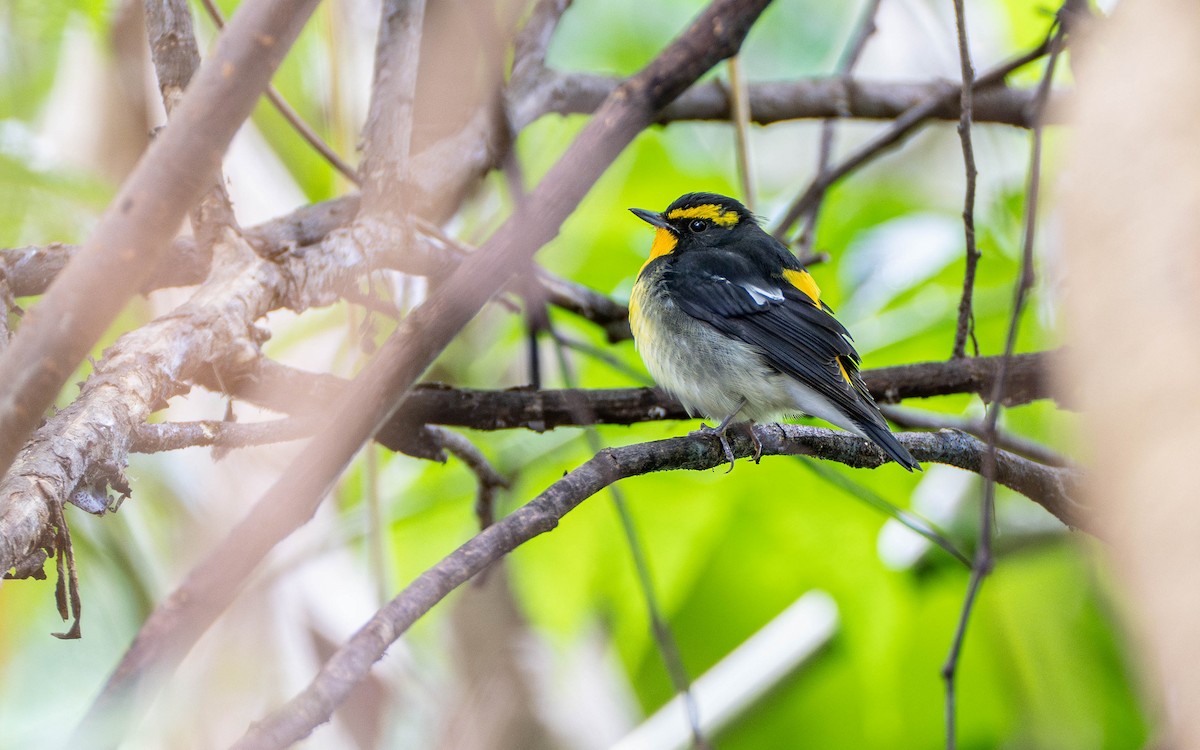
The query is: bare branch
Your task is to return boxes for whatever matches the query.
[78,2,773,740]
[773,39,1053,241]
[231,424,1082,750]
[510,0,572,85]
[795,0,882,256]
[211,351,1061,442]
[145,0,241,266]
[0,0,322,478]
[951,0,980,360]
[358,0,425,218]
[511,72,1053,134]
[425,427,509,529]
[881,405,1068,468]
[144,0,201,112]
[130,417,318,453]
[196,0,360,184]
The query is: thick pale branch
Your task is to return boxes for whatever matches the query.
[0,221,386,576]
[77,2,773,741]
[231,424,1081,748]
[130,418,317,453]
[0,0,321,478]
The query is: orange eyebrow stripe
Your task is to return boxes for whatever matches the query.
[782,268,821,305]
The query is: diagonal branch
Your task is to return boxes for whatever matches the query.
[197,0,360,183]
[0,225,387,578]
[76,0,773,741]
[0,0,321,479]
[230,423,1082,749]
[795,0,882,256]
[773,38,1052,241]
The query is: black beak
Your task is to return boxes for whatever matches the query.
[629,207,672,231]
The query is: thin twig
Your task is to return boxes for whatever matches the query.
[796,0,883,256]
[940,20,1066,750]
[364,443,388,604]
[727,54,756,211]
[198,0,360,183]
[427,427,510,530]
[552,331,654,385]
[951,0,980,359]
[773,39,1052,241]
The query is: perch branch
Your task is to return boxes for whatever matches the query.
[231,424,1083,749]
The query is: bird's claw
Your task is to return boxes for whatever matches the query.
[694,422,737,472]
[749,426,763,464]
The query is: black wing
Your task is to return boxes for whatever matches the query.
[664,249,919,470]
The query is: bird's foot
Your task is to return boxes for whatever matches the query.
[746,423,763,464]
[694,422,737,473]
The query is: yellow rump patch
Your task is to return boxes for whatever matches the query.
[836,356,852,385]
[640,227,678,272]
[665,204,740,227]
[783,268,821,305]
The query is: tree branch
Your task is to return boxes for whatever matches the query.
[794,0,882,256]
[197,0,360,184]
[773,38,1053,240]
[208,351,1061,444]
[230,424,1082,749]
[0,0,321,478]
[511,71,1056,133]
[950,0,980,359]
[76,2,774,742]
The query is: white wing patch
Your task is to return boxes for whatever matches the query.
[741,282,784,306]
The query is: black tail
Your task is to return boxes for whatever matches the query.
[857,420,921,471]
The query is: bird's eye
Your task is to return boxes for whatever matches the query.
[688,219,708,233]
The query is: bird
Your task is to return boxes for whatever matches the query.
[627,192,920,471]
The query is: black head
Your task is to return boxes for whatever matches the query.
[630,192,760,254]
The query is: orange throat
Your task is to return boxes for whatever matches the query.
[640,228,678,272]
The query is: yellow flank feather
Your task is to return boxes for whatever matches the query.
[665,204,740,227]
[782,268,821,305]
[836,356,852,385]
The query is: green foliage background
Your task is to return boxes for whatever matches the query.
[0,0,1145,748]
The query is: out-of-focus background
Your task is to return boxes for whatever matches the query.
[0,1,1146,748]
